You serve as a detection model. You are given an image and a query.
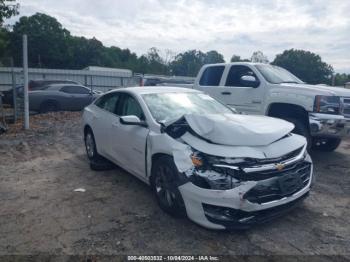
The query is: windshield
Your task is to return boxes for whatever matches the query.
[142,92,233,122]
[255,64,303,84]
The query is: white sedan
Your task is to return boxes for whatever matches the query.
[83,87,314,230]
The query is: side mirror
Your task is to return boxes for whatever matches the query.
[120,115,148,127]
[240,75,259,88]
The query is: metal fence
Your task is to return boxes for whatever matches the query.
[0,67,140,93]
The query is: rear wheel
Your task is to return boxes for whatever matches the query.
[312,138,342,152]
[151,156,186,217]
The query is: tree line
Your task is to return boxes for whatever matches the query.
[0,3,349,86]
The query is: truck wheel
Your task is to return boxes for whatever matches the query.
[284,117,312,151]
[312,138,342,152]
[151,156,186,218]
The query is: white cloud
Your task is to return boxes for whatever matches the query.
[7,0,350,72]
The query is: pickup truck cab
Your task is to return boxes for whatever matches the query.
[194,62,350,151]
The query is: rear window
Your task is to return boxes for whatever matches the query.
[199,66,225,86]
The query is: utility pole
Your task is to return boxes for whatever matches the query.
[23,34,29,129]
[10,57,17,123]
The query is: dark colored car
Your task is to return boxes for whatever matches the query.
[2,80,81,106]
[29,79,80,90]
[2,85,24,106]
[29,84,99,113]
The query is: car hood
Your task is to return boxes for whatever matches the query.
[164,113,294,147]
[280,83,350,97]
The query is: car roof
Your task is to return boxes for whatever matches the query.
[107,86,200,95]
[202,62,269,67]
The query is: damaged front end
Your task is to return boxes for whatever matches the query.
[163,114,313,229]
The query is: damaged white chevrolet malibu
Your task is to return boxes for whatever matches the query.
[83,87,314,230]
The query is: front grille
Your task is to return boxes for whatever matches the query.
[243,161,311,204]
[253,146,303,165]
[205,146,303,169]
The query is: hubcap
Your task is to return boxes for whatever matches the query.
[85,133,95,158]
[155,166,175,207]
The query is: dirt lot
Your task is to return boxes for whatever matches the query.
[0,112,349,258]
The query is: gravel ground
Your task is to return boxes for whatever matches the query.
[0,112,349,259]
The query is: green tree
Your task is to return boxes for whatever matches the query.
[145,47,168,74]
[251,51,269,63]
[0,27,9,59]
[170,50,225,76]
[66,36,108,69]
[334,73,350,86]
[0,0,19,26]
[204,50,225,64]
[10,13,71,68]
[272,49,334,84]
[230,54,249,62]
[6,13,228,76]
[170,50,205,76]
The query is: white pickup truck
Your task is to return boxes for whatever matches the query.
[193,62,350,151]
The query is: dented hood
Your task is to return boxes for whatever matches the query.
[165,113,294,146]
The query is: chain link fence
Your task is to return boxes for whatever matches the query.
[0,66,142,124]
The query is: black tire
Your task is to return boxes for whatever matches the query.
[40,100,59,113]
[283,117,312,151]
[312,138,342,152]
[84,128,115,171]
[151,156,186,217]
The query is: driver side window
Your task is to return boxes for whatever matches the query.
[225,65,258,87]
[95,93,120,114]
[119,94,145,120]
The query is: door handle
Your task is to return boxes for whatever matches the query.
[221,92,231,95]
[112,121,119,127]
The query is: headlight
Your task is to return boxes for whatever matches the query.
[314,95,341,114]
[188,152,242,190]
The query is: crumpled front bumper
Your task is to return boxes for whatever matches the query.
[178,155,313,230]
[309,113,350,138]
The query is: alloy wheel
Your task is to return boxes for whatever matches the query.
[85,133,95,158]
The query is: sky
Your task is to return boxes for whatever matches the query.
[6,0,350,73]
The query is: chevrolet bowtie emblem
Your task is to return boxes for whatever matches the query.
[276,163,285,171]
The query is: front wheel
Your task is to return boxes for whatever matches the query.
[84,129,100,161]
[84,128,114,170]
[151,156,186,217]
[312,138,342,152]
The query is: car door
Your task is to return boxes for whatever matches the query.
[197,65,265,115]
[220,65,265,115]
[60,86,93,110]
[91,92,121,157]
[109,93,149,178]
[195,65,226,103]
